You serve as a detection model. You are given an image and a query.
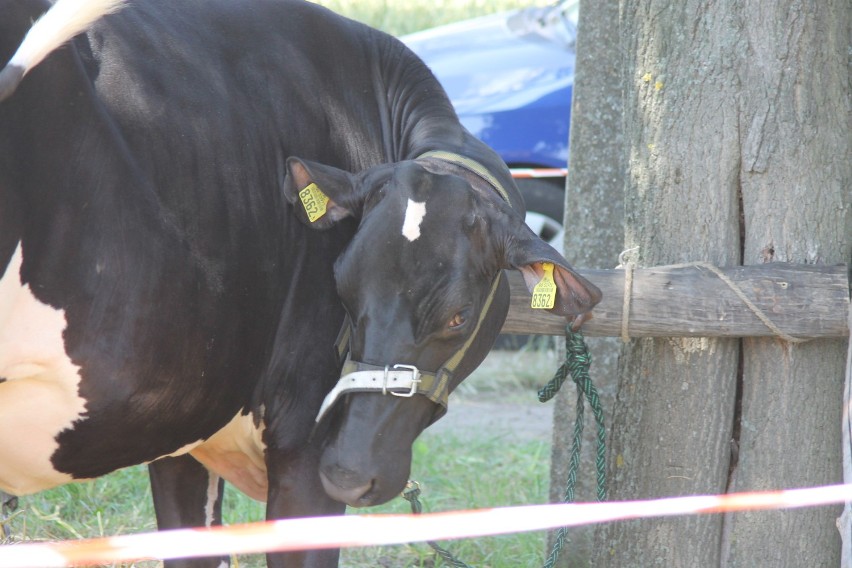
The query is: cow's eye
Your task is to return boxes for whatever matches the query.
[448,310,469,331]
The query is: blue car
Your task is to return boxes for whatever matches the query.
[403,0,579,254]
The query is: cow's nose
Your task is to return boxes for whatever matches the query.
[319,468,376,507]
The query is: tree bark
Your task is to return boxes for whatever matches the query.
[593,0,851,566]
[592,1,743,565]
[721,1,851,565]
[548,0,624,564]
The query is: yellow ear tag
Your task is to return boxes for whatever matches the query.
[298,183,329,223]
[531,262,557,310]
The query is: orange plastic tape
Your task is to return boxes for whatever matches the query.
[2,483,850,567]
[509,168,568,178]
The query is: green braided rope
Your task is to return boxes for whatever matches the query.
[539,329,607,568]
[402,483,472,568]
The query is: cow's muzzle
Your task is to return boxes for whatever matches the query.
[318,466,376,507]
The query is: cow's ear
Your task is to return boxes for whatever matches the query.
[504,225,602,321]
[282,157,362,229]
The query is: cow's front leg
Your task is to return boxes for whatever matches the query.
[148,455,228,568]
[265,445,346,568]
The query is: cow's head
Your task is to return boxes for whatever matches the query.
[283,154,601,507]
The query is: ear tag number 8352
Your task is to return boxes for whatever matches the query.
[299,183,329,223]
[531,262,557,310]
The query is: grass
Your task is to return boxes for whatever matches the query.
[339,434,551,568]
[8,436,551,568]
[311,0,549,36]
[3,348,560,567]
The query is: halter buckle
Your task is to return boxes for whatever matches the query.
[388,364,420,397]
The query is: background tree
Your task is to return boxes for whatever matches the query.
[578,0,852,566]
[549,0,624,564]
[721,0,850,563]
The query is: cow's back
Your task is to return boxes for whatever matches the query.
[89,0,391,178]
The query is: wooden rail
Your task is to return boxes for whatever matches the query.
[502,262,850,339]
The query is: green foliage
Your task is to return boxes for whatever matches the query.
[6,467,156,543]
[311,0,548,36]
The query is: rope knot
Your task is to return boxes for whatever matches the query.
[567,333,590,357]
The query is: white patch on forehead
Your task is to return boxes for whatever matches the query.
[401,198,427,242]
[0,242,87,495]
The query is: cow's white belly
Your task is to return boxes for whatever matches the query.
[0,242,87,495]
[191,410,268,502]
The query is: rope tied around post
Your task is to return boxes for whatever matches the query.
[616,247,639,343]
[538,327,607,568]
[615,247,812,344]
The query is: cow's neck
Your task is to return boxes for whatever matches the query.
[372,39,522,212]
[372,39,465,162]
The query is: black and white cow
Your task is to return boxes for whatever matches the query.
[0,0,601,565]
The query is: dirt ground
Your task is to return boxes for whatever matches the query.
[425,349,558,443]
[427,399,553,442]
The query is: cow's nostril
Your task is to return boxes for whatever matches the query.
[319,470,375,507]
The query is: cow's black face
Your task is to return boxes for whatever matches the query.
[335,163,501,371]
[282,156,601,507]
[320,164,505,505]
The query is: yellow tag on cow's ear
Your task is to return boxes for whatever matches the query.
[298,183,329,223]
[531,262,557,310]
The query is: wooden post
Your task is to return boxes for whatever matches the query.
[502,264,850,339]
[717,0,851,563]
[530,0,849,564]
[590,1,744,564]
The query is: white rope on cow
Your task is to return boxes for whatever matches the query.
[7,0,126,74]
[2,483,852,567]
